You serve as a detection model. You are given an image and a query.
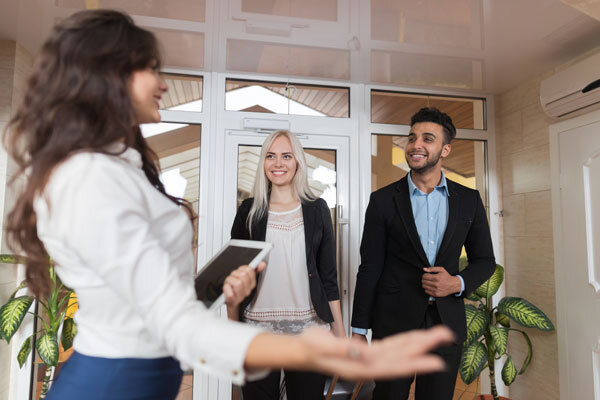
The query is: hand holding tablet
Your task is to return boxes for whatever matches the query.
[194,239,272,311]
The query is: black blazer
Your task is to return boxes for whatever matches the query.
[351,176,495,342]
[231,197,340,323]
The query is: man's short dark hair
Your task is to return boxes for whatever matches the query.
[410,107,456,144]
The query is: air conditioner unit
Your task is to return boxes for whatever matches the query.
[540,51,600,119]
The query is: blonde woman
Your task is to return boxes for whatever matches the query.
[230,130,345,399]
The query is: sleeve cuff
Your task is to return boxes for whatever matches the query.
[455,275,465,297]
[351,327,368,335]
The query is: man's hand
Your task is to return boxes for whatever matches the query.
[421,266,461,297]
[351,332,368,343]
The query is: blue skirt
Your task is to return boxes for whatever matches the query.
[46,352,183,400]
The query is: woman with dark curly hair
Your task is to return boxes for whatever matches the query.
[3,9,452,400]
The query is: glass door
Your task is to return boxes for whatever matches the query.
[223,130,351,327]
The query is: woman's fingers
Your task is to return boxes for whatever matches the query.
[303,325,454,380]
[223,264,262,306]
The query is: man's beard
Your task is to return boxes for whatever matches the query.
[407,148,443,175]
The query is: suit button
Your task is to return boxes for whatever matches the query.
[308,273,313,278]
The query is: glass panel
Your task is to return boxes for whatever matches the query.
[226,79,349,118]
[227,39,350,80]
[160,74,203,112]
[371,50,484,90]
[145,124,201,399]
[242,0,337,21]
[371,0,482,50]
[371,91,485,129]
[370,134,487,208]
[56,0,206,22]
[148,28,204,69]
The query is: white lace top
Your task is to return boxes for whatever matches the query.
[243,205,327,334]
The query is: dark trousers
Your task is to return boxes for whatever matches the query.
[242,369,327,400]
[373,303,462,400]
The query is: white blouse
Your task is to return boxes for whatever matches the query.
[243,206,326,334]
[34,147,263,384]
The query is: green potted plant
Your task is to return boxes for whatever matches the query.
[0,254,77,398]
[458,263,555,400]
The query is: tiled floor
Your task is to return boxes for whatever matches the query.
[175,373,194,400]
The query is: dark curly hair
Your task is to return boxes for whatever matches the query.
[3,10,192,297]
[410,107,456,144]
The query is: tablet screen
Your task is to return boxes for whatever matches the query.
[194,245,264,308]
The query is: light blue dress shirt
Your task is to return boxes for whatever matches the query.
[352,172,464,336]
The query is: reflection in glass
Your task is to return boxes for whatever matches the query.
[241,0,337,21]
[371,90,485,130]
[226,79,349,118]
[160,74,203,112]
[56,0,206,22]
[227,39,350,81]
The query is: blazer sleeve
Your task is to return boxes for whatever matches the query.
[231,199,252,240]
[351,192,388,330]
[459,191,496,296]
[315,198,340,301]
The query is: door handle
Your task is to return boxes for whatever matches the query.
[335,205,349,296]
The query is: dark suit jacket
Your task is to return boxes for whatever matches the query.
[231,197,340,323]
[351,176,495,342]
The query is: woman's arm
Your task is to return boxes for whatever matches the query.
[244,325,453,380]
[328,300,346,337]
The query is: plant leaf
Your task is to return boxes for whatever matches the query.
[502,355,517,385]
[460,341,487,385]
[467,292,481,301]
[459,256,469,271]
[475,264,504,298]
[510,329,534,374]
[0,254,27,264]
[36,332,59,366]
[495,311,511,328]
[9,281,28,300]
[465,304,489,346]
[17,335,33,368]
[489,326,508,356]
[0,296,34,342]
[498,297,555,331]
[61,317,77,351]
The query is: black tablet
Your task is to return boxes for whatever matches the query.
[194,239,272,310]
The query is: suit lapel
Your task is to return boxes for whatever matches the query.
[301,201,315,264]
[436,180,459,260]
[394,177,430,267]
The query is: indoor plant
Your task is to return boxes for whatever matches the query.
[0,254,77,398]
[459,263,555,400]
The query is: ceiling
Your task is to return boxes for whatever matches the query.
[1,0,599,94]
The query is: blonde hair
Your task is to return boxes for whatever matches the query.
[247,130,316,233]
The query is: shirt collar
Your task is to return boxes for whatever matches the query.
[106,142,143,169]
[407,170,450,196]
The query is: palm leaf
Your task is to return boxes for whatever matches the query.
[36,332,59,366]
[0,296,34,342]
[460,341,487,385]
[498,297,555,331]
[465,304,489,346]
[502,356,517,385]
[61,317,77,351]
[475,264,504,298]
[17,335,33,368]
[489,326,508,356]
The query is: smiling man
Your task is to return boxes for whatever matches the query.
[351,107,496,399]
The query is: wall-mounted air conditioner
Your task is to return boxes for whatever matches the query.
[540,51,600,119]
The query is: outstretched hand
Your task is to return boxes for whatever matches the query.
[223,262,267,308]
[300,325,454,380]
